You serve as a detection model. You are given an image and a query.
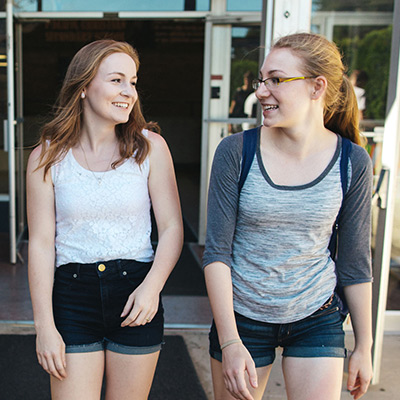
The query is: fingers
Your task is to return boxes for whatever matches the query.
[120,292,158,327]
[348,376,371,400]
[347,369,371,399]
[37,348,67,381]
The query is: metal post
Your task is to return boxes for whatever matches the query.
[6,0,16,264]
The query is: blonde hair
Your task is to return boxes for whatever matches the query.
[273,33,362,145]
[37,39,156,177]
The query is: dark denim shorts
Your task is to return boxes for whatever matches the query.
[53,259,164,355]
[209,294,346,368]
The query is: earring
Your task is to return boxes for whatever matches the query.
[81,92,85,99]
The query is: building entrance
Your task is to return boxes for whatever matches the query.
[18,18,204,238]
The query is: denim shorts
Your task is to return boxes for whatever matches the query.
[209,294,346,368]
[52,259,164,355]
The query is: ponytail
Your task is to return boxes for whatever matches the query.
[324,75,363,145]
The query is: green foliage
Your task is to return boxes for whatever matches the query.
[358,26,392,119]
[335,25,392,119]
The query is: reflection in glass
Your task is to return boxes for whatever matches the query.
[229,26,260,134]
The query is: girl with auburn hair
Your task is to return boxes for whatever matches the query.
[204,32,373,400]
[27,39,183,399]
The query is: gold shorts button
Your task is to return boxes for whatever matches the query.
[98,264,106,272]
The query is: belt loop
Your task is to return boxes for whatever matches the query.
[116,259,122,274]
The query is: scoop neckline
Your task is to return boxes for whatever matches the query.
[255,132,342,191]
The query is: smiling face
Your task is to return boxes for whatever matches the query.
[256,48,315,130]
[82,52,138,127]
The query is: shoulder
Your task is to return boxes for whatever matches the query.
[349,141,372,175]
[27,145,44,173]
[147,130,170,156]
[215,132,243,158]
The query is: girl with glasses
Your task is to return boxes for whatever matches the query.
[203,32,373,400]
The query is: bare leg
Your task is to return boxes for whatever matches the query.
[50,351,105,400]
[104,350,160,400]
[282,357,344,400]
[210,357,272,400]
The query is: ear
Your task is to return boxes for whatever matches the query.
[310,76,327,100]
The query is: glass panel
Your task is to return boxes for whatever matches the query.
[312,0,399,310]
[15,0,210,12]
[229,25,260,134]
[227,0,262,12]
[0,1,4,12]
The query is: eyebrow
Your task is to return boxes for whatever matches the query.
[259,69,286,77]
[107,72,137,79]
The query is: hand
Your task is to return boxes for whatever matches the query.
[120,281,160,327]
[221,341,258,400]
[347,348,373,399]
[36,327,67,381]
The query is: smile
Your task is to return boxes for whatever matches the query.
[263,105,278,111]
[112,102,129,109]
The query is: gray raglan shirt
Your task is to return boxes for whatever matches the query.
[203,130,373,323]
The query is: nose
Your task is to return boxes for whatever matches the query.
[255,82,271,99]
[121,82,135,97]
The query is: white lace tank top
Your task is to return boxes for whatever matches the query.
[51,137,154,267]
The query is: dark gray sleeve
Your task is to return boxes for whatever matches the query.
[202,133,243,269]
[336,144,373,286]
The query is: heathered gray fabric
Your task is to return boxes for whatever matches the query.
[203,130,373,324]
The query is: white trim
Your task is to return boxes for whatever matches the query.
[119,11,208,19]
[6,0,16,264]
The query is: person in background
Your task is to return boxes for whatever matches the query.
[229,71,255,133]
[350,70,368,120]
[27,39,183,399]
[204,32,373,400]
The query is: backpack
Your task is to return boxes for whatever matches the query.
[238,126,352,316]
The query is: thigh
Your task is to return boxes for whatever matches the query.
[104,350,160,400]
[50,351,105,400]
[282,356,344,400]
[210,357,272,400]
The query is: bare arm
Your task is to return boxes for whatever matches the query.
[26,146,67,380]
[205,262,258,400]
[344,282,373,400]
[121,132,183,326]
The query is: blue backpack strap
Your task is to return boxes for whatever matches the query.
[330,136,353,316]
[238,127,259,192]
[329,136,352,258]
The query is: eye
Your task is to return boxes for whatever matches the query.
[131,81,137,86]
[112,78,121,83]
[269,77,281,86]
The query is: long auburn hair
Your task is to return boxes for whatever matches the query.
[37,39,155,177]
[273,33,363,145]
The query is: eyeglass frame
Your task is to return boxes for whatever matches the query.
[252,76,316,91]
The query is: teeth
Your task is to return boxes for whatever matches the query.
[113,102,128,108]
[264,105,278,111]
